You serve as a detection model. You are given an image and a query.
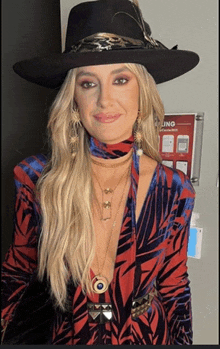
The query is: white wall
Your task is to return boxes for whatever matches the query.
[60,0,218,344]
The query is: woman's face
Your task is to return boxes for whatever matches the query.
[74,63,139,144]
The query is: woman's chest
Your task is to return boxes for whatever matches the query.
[90,157,158,281]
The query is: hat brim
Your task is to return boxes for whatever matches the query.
[13,49,199,89]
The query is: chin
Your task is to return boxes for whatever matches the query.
[88,127,132,144]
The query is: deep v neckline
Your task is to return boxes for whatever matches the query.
[90,150,158,291]
[89,149,138,285]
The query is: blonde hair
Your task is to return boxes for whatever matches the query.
[36,63,164,310]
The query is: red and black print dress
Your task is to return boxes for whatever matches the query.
[1,147,195,345]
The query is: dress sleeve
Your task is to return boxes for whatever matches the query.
[156,175,195,345]
[1,164,40,330]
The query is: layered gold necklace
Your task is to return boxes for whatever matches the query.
[91,150,133,293]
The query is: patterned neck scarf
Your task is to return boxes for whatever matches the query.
[89,135,135,159]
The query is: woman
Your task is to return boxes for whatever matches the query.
[1,0,199,345]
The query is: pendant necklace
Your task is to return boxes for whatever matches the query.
[91,159,132,294]
[91,150,133,221]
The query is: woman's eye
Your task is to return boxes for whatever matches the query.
[114,77,129,85]
[80,81,96,89]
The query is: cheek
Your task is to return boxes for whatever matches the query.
[75,90,96,116]
[75,94,90,115]
[122,86,139,111]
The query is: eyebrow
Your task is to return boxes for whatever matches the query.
[76,67,130,79]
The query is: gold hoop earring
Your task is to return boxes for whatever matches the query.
[134,112,143,157]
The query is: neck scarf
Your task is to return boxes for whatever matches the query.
[89,135,135,159]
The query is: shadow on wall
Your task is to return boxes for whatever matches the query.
[1,0,61,262]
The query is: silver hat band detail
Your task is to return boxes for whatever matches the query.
[70,32,163,53]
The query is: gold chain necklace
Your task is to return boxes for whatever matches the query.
[91,162,132,294]
[92,166,127,220]
[92,150,133,220]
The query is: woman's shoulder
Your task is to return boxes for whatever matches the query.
[158,162,195,198]
[141,154,188,183]
[141,154,194,197]
[13,153,48,189]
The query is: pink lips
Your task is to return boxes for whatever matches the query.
[94,113,121,123]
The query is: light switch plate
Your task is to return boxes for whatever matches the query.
[188,227,203,259]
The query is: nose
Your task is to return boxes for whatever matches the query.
[97,83,113,108]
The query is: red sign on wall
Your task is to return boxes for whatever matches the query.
[159,114,195,178]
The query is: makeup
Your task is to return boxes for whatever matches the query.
[94,113,121,123]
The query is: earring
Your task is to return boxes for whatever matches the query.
[71,108,82,127]
[154,115,161,130]
[70,108,82,156]
[134,112,143,157]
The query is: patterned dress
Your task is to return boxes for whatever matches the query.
[1,150,195,345]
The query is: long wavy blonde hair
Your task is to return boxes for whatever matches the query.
[35,63,164,310]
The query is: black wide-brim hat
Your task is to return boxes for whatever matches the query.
[13,0,199,89]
